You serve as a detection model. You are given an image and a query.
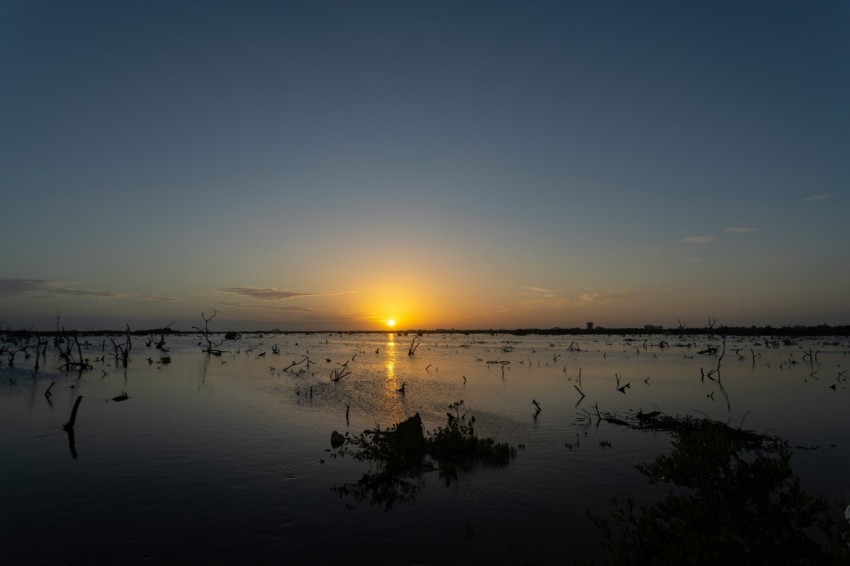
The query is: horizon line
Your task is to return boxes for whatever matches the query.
[4,323,849,337]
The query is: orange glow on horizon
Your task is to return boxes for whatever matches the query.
[352,273,477,329]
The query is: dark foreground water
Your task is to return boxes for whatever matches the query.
[1,333,848,564]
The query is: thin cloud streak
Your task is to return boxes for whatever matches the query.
[519,287,649,310]
[682,236,716,244]
[725,227,757,233]
[0,278,175,301]
[135,293,179,302]
[218,301,312,312]
[577,289,646,305]
[219,287,314,300]
[803,194,831,202]
[521,286,553,295]
[219,286,347,301]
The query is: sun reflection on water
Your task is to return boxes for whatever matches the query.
[381,332,409,420]
[384,333,396,383]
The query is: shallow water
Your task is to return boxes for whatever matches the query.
[1,332,848,564]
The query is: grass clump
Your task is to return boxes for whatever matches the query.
[426,400,515,482]
[330,401,515,509]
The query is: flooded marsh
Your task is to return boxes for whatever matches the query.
[1,331,849,563]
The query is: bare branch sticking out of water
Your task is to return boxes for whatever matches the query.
[330,367,350,382]
[63,395,83,432]
[282,356,310,373]
[193,310,224,355]
[107,325,132,368]
[154,322,174,351]
[407,336,421,356]
[574,384,586,407]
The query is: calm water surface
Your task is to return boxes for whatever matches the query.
[1,332,848,564]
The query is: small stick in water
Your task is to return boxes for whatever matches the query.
[63,395,83,431]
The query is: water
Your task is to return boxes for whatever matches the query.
[1,332,848,564]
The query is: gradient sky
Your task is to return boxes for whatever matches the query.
[2,1,848,331]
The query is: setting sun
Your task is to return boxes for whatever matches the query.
[387,319,396,328]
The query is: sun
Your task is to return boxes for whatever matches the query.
[387,319,396,328]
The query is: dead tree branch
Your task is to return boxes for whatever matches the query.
[193,310,224,355]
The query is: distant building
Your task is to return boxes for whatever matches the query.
[586,322,594,330]
[644,324,663,330]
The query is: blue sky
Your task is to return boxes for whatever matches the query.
[1,1,848,331]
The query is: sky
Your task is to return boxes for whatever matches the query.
[1,0,848,331]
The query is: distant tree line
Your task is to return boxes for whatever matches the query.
[2,324,849,338]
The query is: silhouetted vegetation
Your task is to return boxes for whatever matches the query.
[330,402,516,510]
[407,335,421,356]
[62,395,83,459]
[107,324,132,368]
[428,400,515,482]
[193,310,224,355]
[2,324,849,339]
[153,322,174,350]
[588,416,850,565]
[56,334,92,374]
[586,409,784,451]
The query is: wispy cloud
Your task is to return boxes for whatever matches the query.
[331,308,384,323]
[219,287,313,300]
[0,278,118,298]
[520,286,557,298]
[725,227,757,233]
[218,301,312,312]
[682,236,716,244]
[520,297,574,310]
[803,194,831,202]
[136,293,178,302]
[496,305,518,315]
[219,286,344,301]
[0,278,175,301]
[519,287,645,310]
[518,286,569,309]
[293,311,366,328]
[577,289,643,305]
